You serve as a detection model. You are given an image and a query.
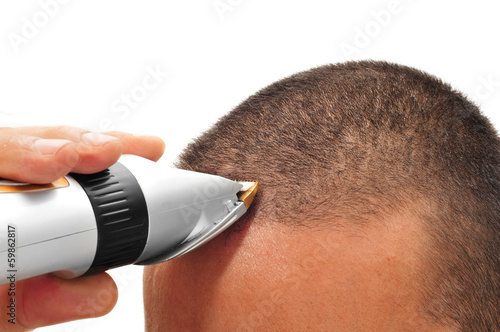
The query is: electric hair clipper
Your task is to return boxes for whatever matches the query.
[0,155,258,285]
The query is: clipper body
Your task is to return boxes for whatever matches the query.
[0,155,257,285]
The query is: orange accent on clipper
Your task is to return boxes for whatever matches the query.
[0,177,70,193]
[237,181,259,209]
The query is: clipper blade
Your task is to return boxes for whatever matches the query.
[237,181,259,209]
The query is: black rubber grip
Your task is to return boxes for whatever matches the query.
[70,162,149,275]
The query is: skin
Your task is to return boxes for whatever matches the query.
[0,126,165,331]
[144,210,451,331]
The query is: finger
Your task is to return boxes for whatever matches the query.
[0,127,165,183]
[0,126,124,176]
[70,132,123,174]
[3,126,125,174]
[7,126,165,167]
[15,273,118,329]
[0,134,79,184]
[103,131,165,161]
[0,126,88,142]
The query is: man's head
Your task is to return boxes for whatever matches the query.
[144,61,499,331]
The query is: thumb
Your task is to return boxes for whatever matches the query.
[4,273,118,331]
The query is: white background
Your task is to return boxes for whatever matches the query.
[0,1,498,331]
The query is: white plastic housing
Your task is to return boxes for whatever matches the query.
[118,155,243,264]
[0,176,98,282]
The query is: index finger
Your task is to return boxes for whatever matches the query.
[0,127,165,184]
[103,131,165,162]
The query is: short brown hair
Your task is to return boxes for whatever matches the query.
[176,61,500,331]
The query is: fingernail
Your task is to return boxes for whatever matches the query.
[82,133,119,147]
[32,139,73,155]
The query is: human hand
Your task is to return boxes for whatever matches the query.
[0,126,165,331]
